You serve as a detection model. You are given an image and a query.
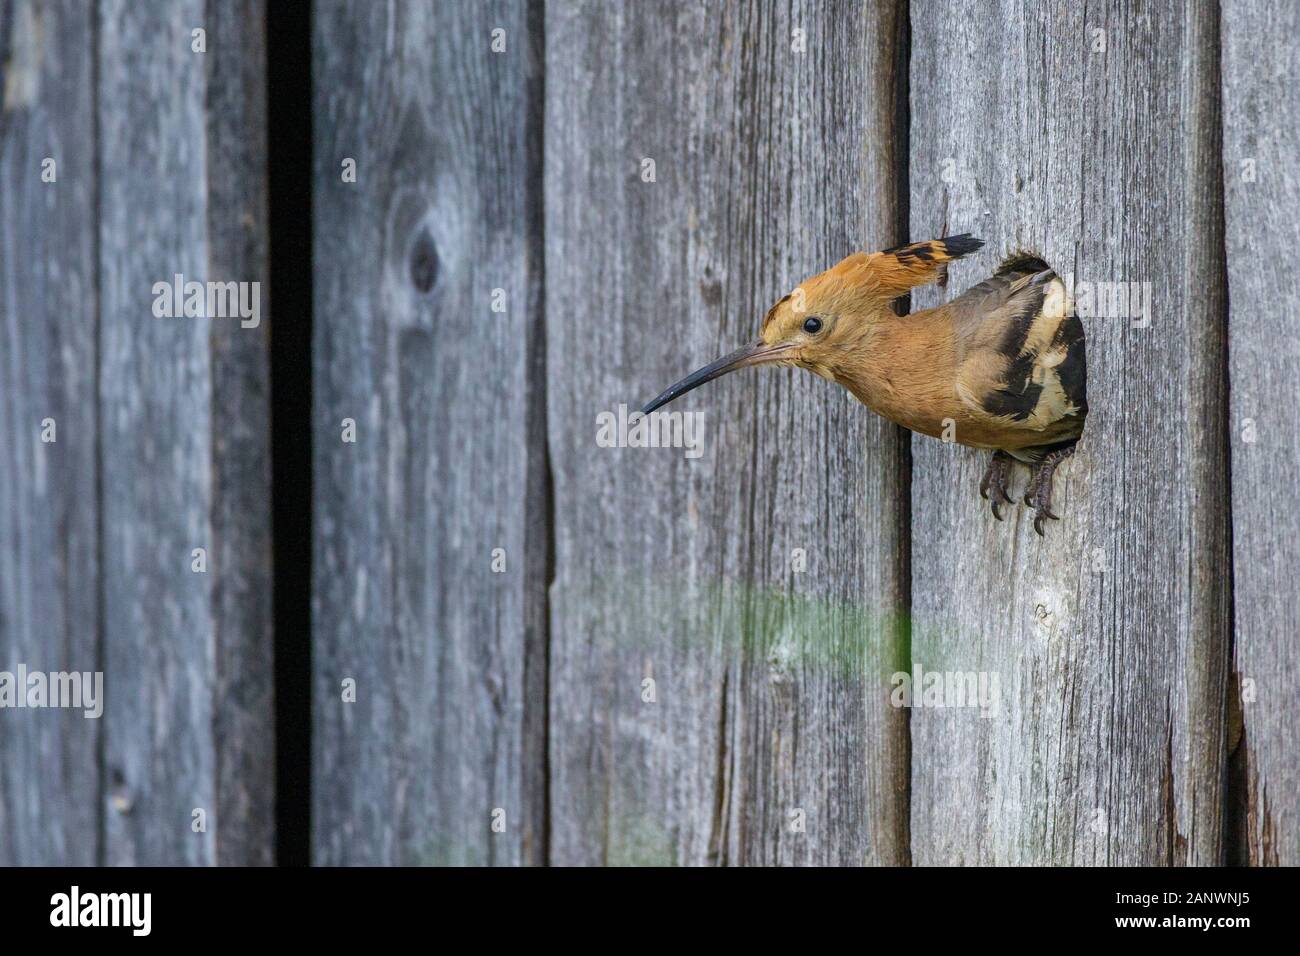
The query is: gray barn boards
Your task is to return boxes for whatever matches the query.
[98,0,275,867]
[0,0,99,865]
[0,0,1295,866]
[1221,0,1300,866]
[544,0,910,866]
[311,0,547,865]
[907,0,1231,865]
[0,0,274,864]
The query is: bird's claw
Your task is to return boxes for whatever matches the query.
[1032,510,1060,537]
[990,486,1013,520]
[982,448,1072,533]
[1027,448,1072,535]
[980,451,1014,519]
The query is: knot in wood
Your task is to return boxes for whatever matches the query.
[409,227,439,294]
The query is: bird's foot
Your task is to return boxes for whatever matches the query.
[1023,466,1044,508]
[979,450,1015,520]
[1026,447,1074,536]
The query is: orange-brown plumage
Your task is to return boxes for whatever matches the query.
[643,235,1088,534]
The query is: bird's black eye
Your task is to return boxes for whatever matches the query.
[803,316,823,334]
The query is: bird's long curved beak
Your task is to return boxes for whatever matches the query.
[641,340,794,414]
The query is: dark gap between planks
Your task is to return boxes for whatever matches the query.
[266,0,314,868]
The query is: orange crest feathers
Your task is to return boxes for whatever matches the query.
[870,234,985,297]
[762,235,985,335]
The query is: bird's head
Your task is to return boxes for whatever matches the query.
[641,252,893,414]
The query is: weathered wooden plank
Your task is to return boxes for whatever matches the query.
[0,0,99,865]
[1221,0,1299,866]
[908,0,1231,864]
[98,0,273,864]
[202,0,275,866]
[312,0,546,865]
[545,0,910,865]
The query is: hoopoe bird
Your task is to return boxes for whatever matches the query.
[641,236,1088,535]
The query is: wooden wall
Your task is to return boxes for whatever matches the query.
[1221,0,1299,866]
[311,0,547,866]
[543,0,909,867]
[0,0,99,865]
[0,0,1293,867]
[907,0,1231,866]
[0,0,273,865]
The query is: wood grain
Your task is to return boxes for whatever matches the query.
[545,0,910,866]
[311,0,547,865]
[1,0,1286,870]
[0,0,99,865]
[202,0,275,866]
[1221,0,1299,866]
[908,0,1231,864]
[97,0,273,864]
